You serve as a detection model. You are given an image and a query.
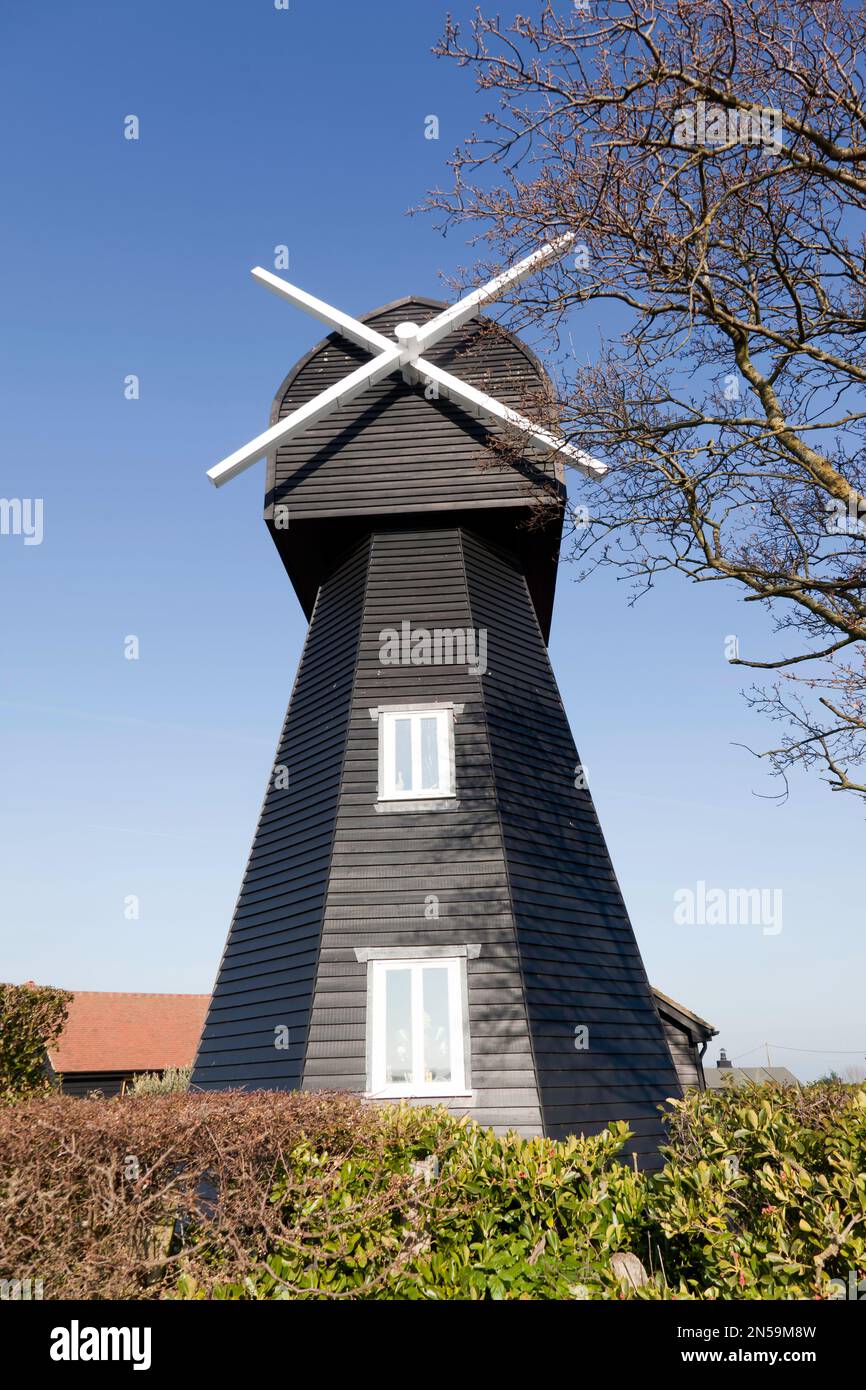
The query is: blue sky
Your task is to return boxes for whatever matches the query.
[1,0,862,1081]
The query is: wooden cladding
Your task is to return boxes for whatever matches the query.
[194,527,681,1167]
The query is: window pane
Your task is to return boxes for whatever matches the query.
[420,716,440,791]
[422,966,452,1083]
[394,718,412,792]
[385,968,413,1083]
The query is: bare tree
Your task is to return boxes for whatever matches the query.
[426,0,866,803]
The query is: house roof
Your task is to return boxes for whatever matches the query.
[704,1065,799,1089]
[652,987,717,1041]
[46,990,209,1075]
[39,983,718,1078]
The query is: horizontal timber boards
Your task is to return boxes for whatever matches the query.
[191,539,369,1089]
[461,529,682,1164]
[196,523,678,1165]
[301,527,544,1133]
[661,1017,704,1089]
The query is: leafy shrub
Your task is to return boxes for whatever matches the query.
[0,1082,863,1300]
[200,1117,648,1301]
[647,1080,866,1299]
[0,983,71,1101]
[129,1066,191,1096]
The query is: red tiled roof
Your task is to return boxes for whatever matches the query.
[46,990,209,1074]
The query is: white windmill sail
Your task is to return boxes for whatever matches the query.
[207,235,606,488]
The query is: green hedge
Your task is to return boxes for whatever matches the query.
[129,1066,191,1096]
[0,982,71,1101]
[186,1082,866,1300]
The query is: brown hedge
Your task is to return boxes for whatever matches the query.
[0,1090,443,1300]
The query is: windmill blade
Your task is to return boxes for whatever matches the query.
[412,233,576,356]
[207,344,402,487]
[251,268,394,355]
[417,357,606,479]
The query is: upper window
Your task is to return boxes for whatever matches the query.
[369,957,468,1097]
[379,707,454,801]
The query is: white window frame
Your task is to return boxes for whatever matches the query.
[368,956,469,1098]
[378,705,455,801]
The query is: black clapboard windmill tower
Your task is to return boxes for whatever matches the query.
[192,236,681,1167]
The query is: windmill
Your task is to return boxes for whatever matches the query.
[192,235,681,1168]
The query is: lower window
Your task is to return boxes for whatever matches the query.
[369,957,468,1097]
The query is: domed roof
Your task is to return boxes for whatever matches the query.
[267,295,563,520]
[263,296,566,636]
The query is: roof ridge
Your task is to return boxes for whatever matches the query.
[30,987,210,998]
